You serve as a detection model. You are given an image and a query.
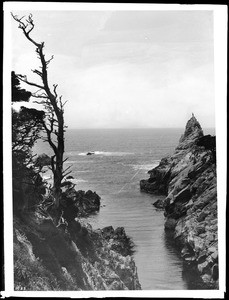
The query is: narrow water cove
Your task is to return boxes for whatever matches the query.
[82,184,187,290]
[63,129,189,290]
[35,128,208,289]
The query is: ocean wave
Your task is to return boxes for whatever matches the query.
[64,160,93,164]
[42,175,52,180]
[78,151,134,157]
[67,178,87,184]
[40,172,87,185]
[131,161,160,171]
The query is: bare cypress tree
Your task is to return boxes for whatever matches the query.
[12,13,70,209]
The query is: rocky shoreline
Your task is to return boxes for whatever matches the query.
[14,181,141,290]
[14,210,141,290]
[140,115,218,289]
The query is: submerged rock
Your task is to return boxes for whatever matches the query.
[140,114,218,288]
[87,152,95,155]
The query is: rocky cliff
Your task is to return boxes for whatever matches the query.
[14,211,141,291]
[14,182,141,291]
[140,114,218,289]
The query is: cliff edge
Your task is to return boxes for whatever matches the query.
[14,211,141,291]
[14,182,141,291]
[140,114,218,289]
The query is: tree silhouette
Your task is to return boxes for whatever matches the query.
[12,71,32,102]
[12,71,45,212]
[12,13,70,211]
[12,71,44,160]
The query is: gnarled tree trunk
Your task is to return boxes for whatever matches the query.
[12,13,70,212]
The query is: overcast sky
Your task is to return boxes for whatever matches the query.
[11,9,215,129]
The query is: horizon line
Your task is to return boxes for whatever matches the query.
[66,126,216,130]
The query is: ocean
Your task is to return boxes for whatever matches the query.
[33,128,215,290]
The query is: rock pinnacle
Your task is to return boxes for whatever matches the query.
[178,114,204,147]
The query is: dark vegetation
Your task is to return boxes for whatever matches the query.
[12,13,69,223]
[196,135,216,163]
[12,71,46,212]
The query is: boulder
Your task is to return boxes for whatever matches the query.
[61,188,101,218]
[164,218,177,230]
[87,152,95,155]
[101,226,135,257]
[102,226,115,239]
[152,199,165,209]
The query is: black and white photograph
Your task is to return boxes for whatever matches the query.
[2,2,227,298]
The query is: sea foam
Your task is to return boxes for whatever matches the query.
[78,151,134,157]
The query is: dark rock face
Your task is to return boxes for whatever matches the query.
[140,156,172,194]
[60,187,101,219]
[101,226,135,257]
[14,212,141,291]
[153,199,164,209]
[179,113,204,146]
[140,114,218,288]
[19,179,141,290]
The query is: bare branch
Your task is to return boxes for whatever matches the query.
[53,84,58,98]
[32,95,48,100]
[17,74,44,90]
[34,88,44,94]
[63,157,69,163]
[11,12,41,48]
[62,165,72,176]
[46,55,54,66]
[62,100,68,107]
[62,171,72,179]
[42,121,58,155]
[32,68,42,77]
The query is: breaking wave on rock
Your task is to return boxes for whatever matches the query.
[78,151,134,157]
[131,161,160,171]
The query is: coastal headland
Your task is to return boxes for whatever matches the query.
[140,114,218,289]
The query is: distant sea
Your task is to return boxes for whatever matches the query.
[33,127,215,290]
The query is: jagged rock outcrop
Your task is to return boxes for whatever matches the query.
[61,187,101,218]
[178,113,204,147]
[14,211,141,291]
[100,226,135,257]
[140,114,218,289]
[42,186,101,223]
